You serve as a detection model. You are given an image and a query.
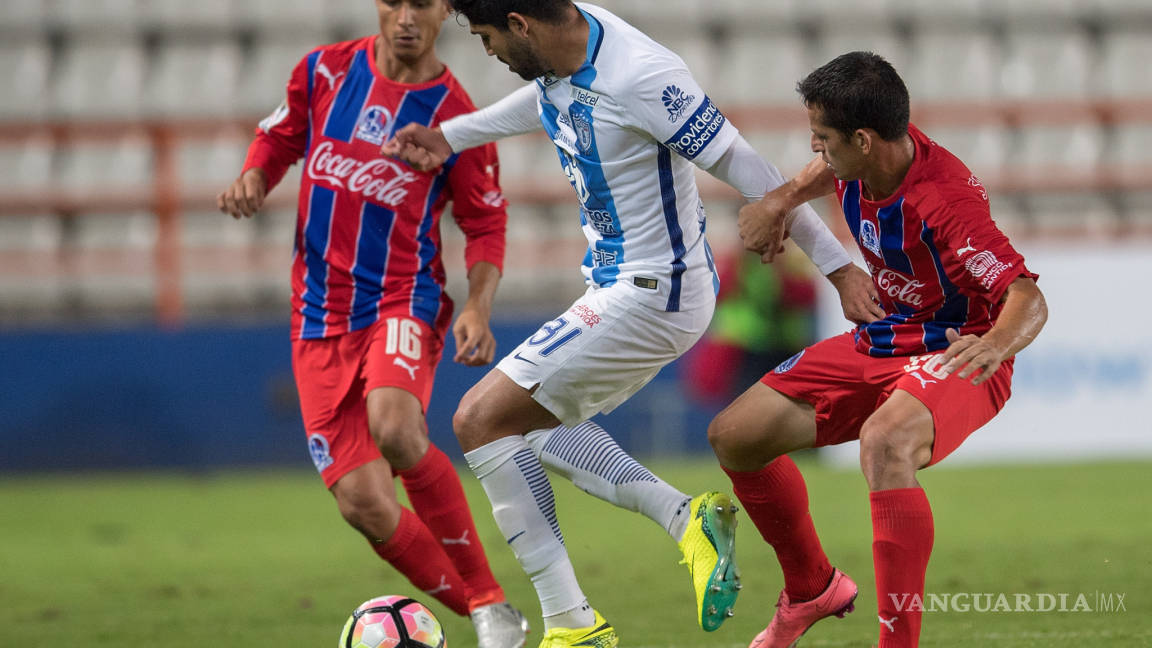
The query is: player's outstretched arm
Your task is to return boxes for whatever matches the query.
[739,156,838,263]
[941,276,1048,385]
[216,168,268,219]
[452,261,501,366]
[382,125,453,172]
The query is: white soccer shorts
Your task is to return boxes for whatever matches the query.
[495,281,715,426]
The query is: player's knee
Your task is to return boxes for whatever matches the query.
[859,414,931,478]
[368,416,426,468]
[452,391,490,449]
[334,488,401,540]
[708,410,769,470]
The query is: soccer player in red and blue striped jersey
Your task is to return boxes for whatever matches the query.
[217,2,526,646]
[710,52,1048,648]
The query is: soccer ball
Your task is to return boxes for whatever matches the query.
[338,595,446,648]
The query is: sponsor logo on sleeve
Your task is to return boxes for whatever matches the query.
[258,101,290,133]
[773,350,806,374]
[964,250,1013,289]
[967,174,989,202]
[661,85,696,123]
[664,96,727,160]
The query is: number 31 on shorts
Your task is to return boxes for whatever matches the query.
[384,317,422,360]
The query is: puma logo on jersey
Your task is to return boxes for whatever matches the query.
[957,237,977,256]
[316,62,345,90]
[879,615,898,633]
[393,357,419,381]
[424,574,451,595]
[909,371,937,389]
[442,530,471,546]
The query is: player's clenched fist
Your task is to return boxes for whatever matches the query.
[737,197,788,263]
[217,168,268,219]
[382,124,453,172]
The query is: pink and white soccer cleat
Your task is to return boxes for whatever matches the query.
[748,568,858,648]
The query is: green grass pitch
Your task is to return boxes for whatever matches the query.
[1,458,1149,647]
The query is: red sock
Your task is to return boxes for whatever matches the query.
[724,457,833,601]
[871,488,934,648]
[399,444,504,610]
[371,507,471,617]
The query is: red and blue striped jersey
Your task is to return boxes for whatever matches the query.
[836,124,1037,357]
[243,36,507,340]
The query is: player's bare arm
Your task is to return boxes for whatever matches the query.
[941,276,1048,385]
[738,156,837,263]
[382,124,453,172]
[452,261,501,366]
[826,263,886,324]
[216,167,268,219]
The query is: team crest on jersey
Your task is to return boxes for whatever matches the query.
[308,433,334,472]
[860,220,882,256]
[773,350,805,374]
[354,105,395,145]
[662,85,696,123]
[572,112,594,153]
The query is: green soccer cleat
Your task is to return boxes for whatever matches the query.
[537,609,618,648]
[678,491,741,631]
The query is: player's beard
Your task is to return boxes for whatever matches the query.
[501,37,550,81]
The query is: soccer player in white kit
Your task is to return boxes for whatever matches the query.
[384,2,881,646]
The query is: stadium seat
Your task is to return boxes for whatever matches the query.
[922,125,1009,180]
[905,27,999,101]
[816,23,908,77]
[0,137,54,193]
[325,1,378,34]
[236,35,320,117]
[49,0,141,32]
[711,31,813,105]
[1112,124,1152,167]
[177,132,251,192]
[981,0,1086,21]
[890,0,985,23]
[56,133,153,194]
[144,39,242,118]
[795,0,897,23]
[235,0,326,31]
[3,0,50,31]
[1097,29,1152,98]
[50,37,147,119]
[1013,123,1106,175]
[141,0,236,31]
[0,36,52,121]
[997,28,1094,100]
[0,214,61,252]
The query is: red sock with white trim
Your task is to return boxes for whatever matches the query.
[871,487,934,648]
[723,457,833,601]
[399,444,504,610]
[370,507,471,616]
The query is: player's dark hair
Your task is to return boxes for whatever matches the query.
[451,0,573,29]
[797,51,909,142]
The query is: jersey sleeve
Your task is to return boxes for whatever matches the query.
[446,143,508,274]
[622,52,738,169]
[242,50,314,191]
[926,184,1038,305]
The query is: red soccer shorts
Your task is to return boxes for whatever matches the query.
[760,332,1014,466]
[292,314,444,487]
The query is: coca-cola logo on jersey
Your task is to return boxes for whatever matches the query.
[875,269,927,307]
[307,140,418,207]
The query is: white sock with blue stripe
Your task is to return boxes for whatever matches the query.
[528,421,694,542]
[464,435,594,629]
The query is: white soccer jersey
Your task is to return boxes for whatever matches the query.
[530,3,738,312]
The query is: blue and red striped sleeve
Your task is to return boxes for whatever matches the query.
[447,142,508,274]
[242,48,319,191]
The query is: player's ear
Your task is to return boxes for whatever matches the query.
[506,12,530,37]
[854,129,872,155]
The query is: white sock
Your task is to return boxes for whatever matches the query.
[465,436,593,624]
[527,421,694,542]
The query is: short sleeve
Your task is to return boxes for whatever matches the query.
[621,53,738,168]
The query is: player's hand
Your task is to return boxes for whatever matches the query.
[826,263,886,325]
[216,168,268,219]
[381,124,452,172]
[737,189,790,263]
[940,328,1006,386]
[452,307,497,366]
